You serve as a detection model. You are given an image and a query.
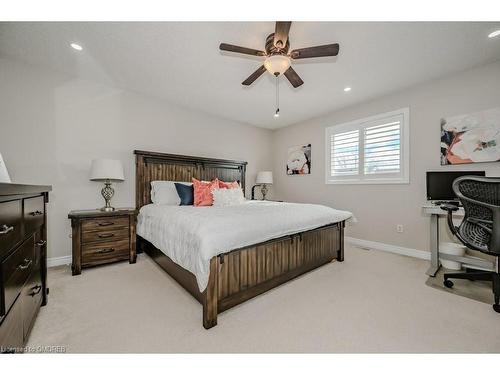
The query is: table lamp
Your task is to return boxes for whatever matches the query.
[90,158,124,212]
[253,171,273,200]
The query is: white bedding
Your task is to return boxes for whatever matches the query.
[137,201,352,291]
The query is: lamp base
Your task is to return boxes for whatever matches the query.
[260,184,269,200]
[100,206,115,212]
[100,179,116,212]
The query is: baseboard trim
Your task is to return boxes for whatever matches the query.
[47,255,71,268]
[47,239,428,267]
[345,236,430,260]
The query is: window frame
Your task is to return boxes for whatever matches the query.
[325,107,410,185]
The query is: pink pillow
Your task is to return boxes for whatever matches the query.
[192,178,219,206]
[219,180,240,189]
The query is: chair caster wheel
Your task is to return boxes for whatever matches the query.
[493,304,500,313]
[443,279,454,288]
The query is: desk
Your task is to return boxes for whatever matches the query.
[422,204,494,276]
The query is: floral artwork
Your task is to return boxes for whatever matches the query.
[441,107,500,165]
[287,144,311,175]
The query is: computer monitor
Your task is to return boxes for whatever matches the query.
[426,171,485,201]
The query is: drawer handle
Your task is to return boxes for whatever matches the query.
[17,258,32,271]
[0,224,14,235]
[96,248,115,254]
[29,210,43,216]
[98,222,114,227]
[97,233,114,239]
[35,240,47,247]
[29,285,42,297]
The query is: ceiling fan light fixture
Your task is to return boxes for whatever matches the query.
[488,30,500,38]
[264,55,290,75]
[70,43,83,51]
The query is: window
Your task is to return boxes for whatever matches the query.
[325,108,409,184]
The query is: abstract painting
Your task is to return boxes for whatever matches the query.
[287,144,311,175]
[441,107,500,165]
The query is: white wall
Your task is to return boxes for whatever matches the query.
[3,56,500,261]
[272,61,500,252]
[0,57,273,260]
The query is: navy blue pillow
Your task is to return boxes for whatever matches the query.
[174,183,194,205]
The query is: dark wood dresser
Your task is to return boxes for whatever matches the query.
[0,183,51,353]
[68,209,136,276]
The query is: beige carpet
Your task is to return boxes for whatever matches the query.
[27,245,500,353]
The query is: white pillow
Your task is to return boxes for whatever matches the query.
[150,181,191,205]
[212,188,245,207]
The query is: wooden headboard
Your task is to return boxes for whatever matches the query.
[134,150,248,208]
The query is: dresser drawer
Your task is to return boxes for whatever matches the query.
[0,298,23,353]
[21,263,42,340]
[82,227,129,244]
[0,200,22,259]
[24,196,45,235]
[82,239,130,266]
[1,236,35,316]
[81,217,129,233]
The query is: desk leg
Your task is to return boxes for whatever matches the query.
[426,213,441,277]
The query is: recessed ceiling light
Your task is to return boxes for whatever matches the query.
[344,87,352,92]
[488,30,500,39]
[70,43,83,51]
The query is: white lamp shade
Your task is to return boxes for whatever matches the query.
[0,153,11,183]
[90,159,124,181]
[256,171,273,185]
[264,55,291,75]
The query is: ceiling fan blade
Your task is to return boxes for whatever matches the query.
[284,66,304,88]
[274,21,292,49]
[220,43,266,56]
[290,43,340,59]
[242,65,267,86]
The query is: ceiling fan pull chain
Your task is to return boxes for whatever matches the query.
[274,75,280,118]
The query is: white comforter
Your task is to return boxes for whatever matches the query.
[137,201,352,291]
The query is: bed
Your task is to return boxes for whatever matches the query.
[134,150,350,329]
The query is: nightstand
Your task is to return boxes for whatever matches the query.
[68,208,137,275]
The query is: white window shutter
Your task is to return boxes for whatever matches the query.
[325,108,409,184]
[364,120,401,175]
[330,130,359,176]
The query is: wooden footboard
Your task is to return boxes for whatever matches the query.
[140,221,344,329]
[203,222,344,328]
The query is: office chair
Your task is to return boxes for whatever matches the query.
[440,176,500,313]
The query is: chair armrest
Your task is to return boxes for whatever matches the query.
[441,203,459,237]
[440,203,459,213]
[440,203,467,244]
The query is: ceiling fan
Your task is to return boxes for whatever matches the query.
[219,21,340,88]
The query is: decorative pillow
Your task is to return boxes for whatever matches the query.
[219,180,240,189]
[151,181,191,205]
[174,182,194,205]
[212,188,245,207]
[192,178,219,206]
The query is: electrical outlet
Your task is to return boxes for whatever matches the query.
[396,224,404,233]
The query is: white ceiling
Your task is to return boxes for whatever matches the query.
[1,22,499,129]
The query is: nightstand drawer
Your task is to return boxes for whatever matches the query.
[69,208,136,275]
[82,239,130,265]
[81,217,129,233]
[82,227,129,244]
